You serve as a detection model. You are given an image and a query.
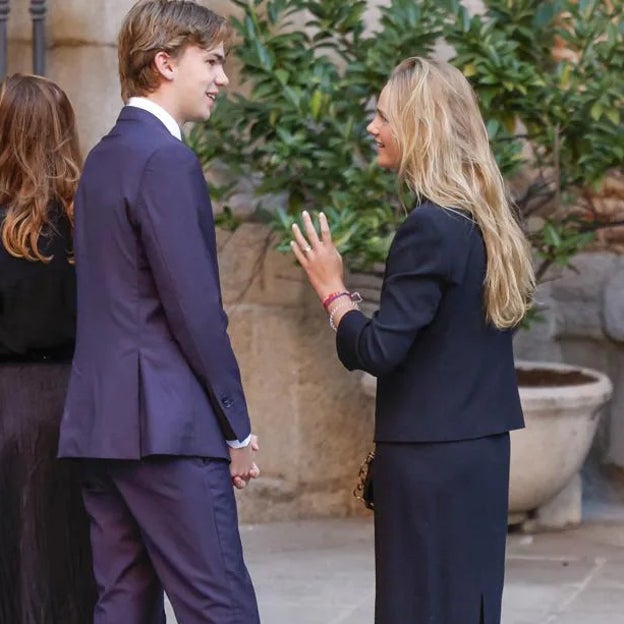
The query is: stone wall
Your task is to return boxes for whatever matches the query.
[6,0,242,151]
[6,0,136,151]
[216,225,374,521]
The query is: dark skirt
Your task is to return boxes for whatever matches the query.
[374,433,510,624]
[0,362,96,624]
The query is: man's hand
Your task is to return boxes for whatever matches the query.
[229,434,260,490]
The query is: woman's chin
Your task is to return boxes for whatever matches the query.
[376,155,398,170]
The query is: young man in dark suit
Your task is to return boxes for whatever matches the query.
[58,2,260,622]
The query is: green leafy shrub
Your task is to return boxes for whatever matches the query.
[189,0,623,277]
[448,0,624,280]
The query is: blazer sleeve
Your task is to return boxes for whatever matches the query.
[135,143,251,442]
[336,208,455,377]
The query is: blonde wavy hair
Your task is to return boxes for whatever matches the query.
[0,74,81,262]
[383,57,535,328]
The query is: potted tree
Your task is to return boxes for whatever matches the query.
[189,0,623,529]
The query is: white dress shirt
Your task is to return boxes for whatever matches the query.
[126,97,251,450]
[127,97,182,140]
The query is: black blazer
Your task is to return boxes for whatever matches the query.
[337,201,524,443]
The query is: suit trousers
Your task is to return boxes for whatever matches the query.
[81,456,260,624]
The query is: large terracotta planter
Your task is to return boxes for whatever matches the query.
[510,360,613,530]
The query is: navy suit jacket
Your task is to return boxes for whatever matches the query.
[58,107,251,460]
[337,201,524,443]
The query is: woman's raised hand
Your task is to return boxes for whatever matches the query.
[290,211,346,302]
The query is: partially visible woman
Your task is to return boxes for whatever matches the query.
[292,57,534,624]
[0,74,96,623]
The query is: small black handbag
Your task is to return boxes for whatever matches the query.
[353,449,375,510]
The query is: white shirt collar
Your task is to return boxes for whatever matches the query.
[127,97,182,140]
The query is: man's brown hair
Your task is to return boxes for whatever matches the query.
[118,0,233,102]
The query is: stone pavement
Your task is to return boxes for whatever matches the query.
[165,514,624,624]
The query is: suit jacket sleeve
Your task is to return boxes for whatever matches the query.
[135,142,251,442]
[336,208,457,377]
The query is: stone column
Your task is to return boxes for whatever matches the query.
[0,0,9,79]
[29,0,46,75]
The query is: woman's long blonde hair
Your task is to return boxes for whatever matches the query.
[383,57,535,329]
[0,74,81,262]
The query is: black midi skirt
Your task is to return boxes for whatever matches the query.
[0,362,96,624]
[374,433,510,624]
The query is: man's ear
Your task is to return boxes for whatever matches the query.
[153,51,176,82]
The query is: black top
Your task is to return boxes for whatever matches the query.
[337,201,524,443]
[0,204,76,361]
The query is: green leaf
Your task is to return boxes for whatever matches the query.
[590,102,603,121]
[543,223,562,248]
[463,63,477,77]
[275,69,289,85]
[605,108,620,125]
[310,90,323,119]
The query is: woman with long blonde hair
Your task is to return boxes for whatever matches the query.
[292,57,534,624]
[0,74,95,623]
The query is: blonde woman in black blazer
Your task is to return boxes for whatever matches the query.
[292,57,535,624]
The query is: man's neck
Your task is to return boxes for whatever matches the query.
[141,93,183,127]
[127,96,183,140]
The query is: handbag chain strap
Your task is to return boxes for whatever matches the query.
[353,449,376,503]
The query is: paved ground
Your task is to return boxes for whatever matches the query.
[165,512,624,623]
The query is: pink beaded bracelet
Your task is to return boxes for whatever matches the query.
[322,291,350,310]
[323,290,363,311]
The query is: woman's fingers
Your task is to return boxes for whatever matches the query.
[290,212,344,302]
[292,211,339,270]
[291,223,312,253]
[319,212,332,245]
[302,211,322,248]
[290,240,308,266]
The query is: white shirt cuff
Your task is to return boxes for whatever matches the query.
[226,434,252,449]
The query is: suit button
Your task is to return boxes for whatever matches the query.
[221,397,233,408]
